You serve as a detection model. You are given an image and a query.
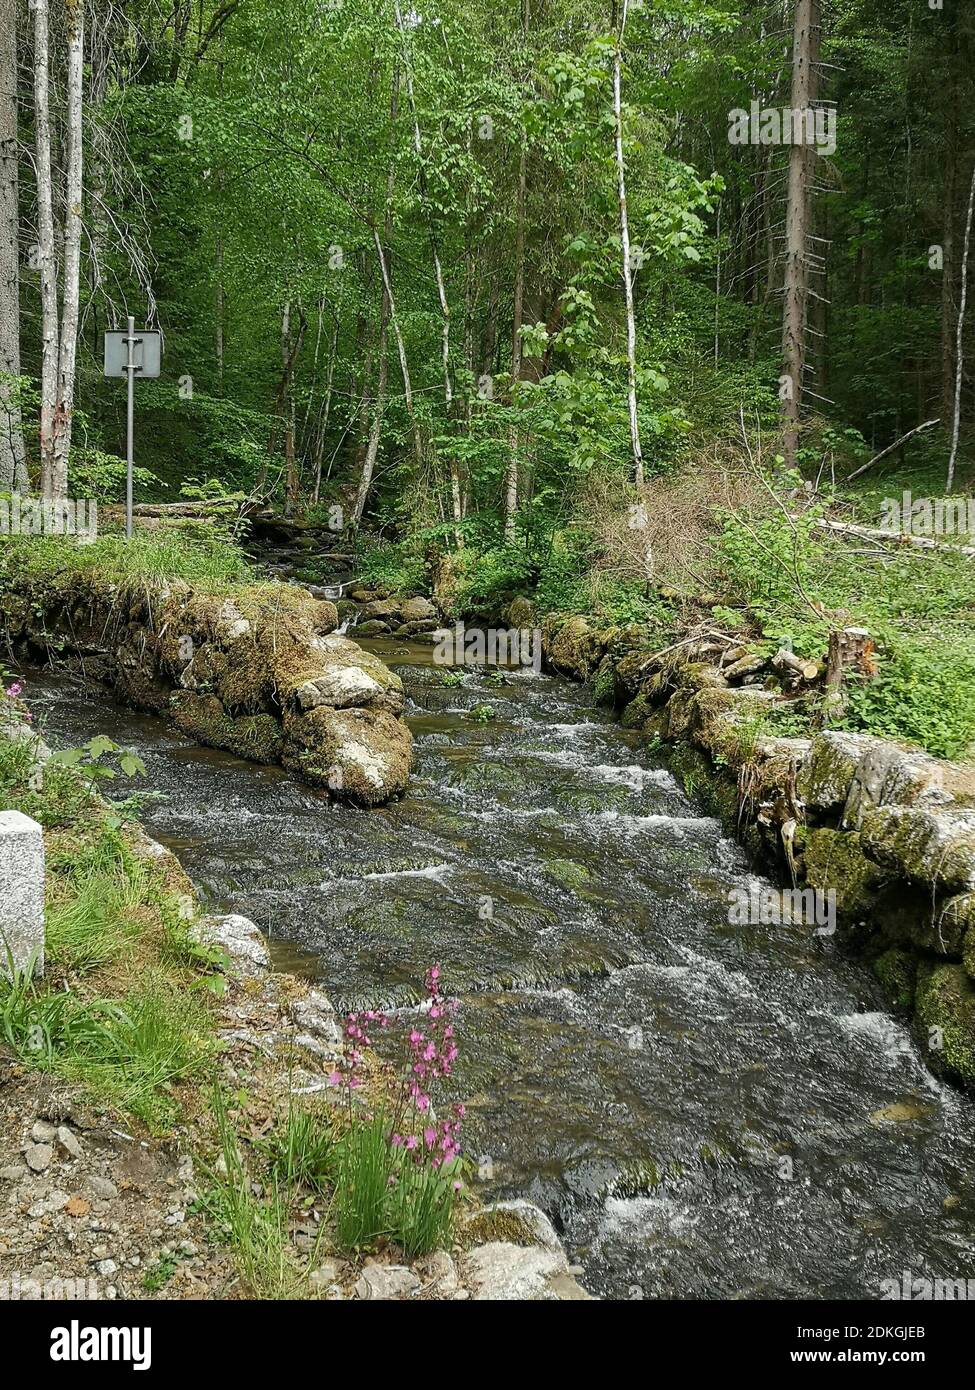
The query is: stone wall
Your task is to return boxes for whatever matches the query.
[510,604,975,1089]
[0,571,412,806]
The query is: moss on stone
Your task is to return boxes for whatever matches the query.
[281,705,412,805]
[914,962,975,1085]
[667,742,739,826]
[871,947,917,1013]
[461,1208,537,1249]
[171,693,284,764]
[621,693,653,730]
[804,828,887,917]
[541,614,606,680]
[544,858,592,891]
[593,656,617,708]
[861,805,975,893]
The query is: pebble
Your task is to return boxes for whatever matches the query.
[56,1126,84,1159]
[27,1190,70,1219]
[95,1259,118,1276]
[0,1165,27,1183]
[24,1144,53,1174]
[354,1265,421,1301]
[30,1121,57,1144]
[84,1175,119,1200]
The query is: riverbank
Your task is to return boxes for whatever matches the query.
[0,533,411,805]
[494,603,975,1090]
[0,694,591,1300]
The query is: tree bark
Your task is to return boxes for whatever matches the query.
[503,140,526,542]
[49,0,86,491]
[34,0,60,494]
[613,0,643,486]
[947,162,975,493]
[781,0,820,470]
[393,0,463,539]
[0,0,27,491]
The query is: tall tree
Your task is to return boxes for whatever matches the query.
[0,0,27,491]
[613,0,643,487]
[34,0,60,493]
[50,0,86,487]
[781,0,820,469]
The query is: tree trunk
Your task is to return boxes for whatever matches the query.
[947,161,975,493]
[0,0,27,492]
[352,310,389,528]
[781,0,820,470]
[311,318,338,506]
[393,0,463,540]
[503,140,526,542]
[613,0,643,486]
[34,0,60,494]
[49,0,86,491]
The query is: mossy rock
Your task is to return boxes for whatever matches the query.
[461,1208,537,1250]
[593,655,617,708]
[861,806,975,894]
[171,692,284,763]
[668,742,739,826]
[803,828,887,918]
[542,614,606,681]
[914,962,975,1085]
[544,858,592,891]
[282,705,412,805]
[797,731,872,817]
[612,648,654,701]
[673,661,728,693]
[621,693,653,730]
[871,947,917,1013]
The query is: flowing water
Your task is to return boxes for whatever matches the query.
[22,647,975,1299]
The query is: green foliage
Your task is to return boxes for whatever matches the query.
[0,530,252,590]
[68,448,158,504]
[332,1113,460,1258]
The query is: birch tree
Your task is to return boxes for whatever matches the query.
[0,0,27,492]
[34,0,60,493]
[612,0,643,487]
[946,162,975,494]
[49,0,86,489]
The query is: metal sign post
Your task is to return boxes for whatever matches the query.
[103,322,162,539]
[125,316,136,538]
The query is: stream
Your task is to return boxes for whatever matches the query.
[22,645,975,1300]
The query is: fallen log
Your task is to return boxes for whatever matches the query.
[814,516,975,559]
[771,647,821,685]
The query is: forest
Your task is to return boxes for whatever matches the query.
[1,0,975,1318]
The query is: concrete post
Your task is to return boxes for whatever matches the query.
[0,809,45,976]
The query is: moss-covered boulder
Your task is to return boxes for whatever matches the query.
[593,656,617,708]
[803,827,888,918]
[797,731,874,817]
[914,962,975,1084]
[282,705,412,805]
[860,806,975,893]
[621,693,654,730]
[542,615,607,680]
[292,634,405,715]
[871,947,917,1013]
[172,693,284,763]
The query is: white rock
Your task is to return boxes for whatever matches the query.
[27,1190,70,1219]
[24,1143,53,1173]
[353,1265,420,1301]
[56,1126,83,1159]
